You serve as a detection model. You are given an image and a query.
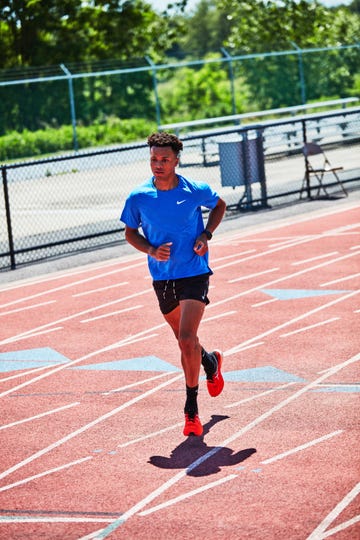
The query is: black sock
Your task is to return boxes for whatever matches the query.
[201,347,217,379]
[184,385,198,418]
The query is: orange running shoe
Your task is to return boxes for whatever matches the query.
[207,350,224,397]
[183,414,203,436]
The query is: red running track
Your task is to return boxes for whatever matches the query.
[0,202,359,539]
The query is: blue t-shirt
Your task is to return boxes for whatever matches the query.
[120,175,219,280]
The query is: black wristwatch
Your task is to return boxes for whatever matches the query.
[203,229,213,240]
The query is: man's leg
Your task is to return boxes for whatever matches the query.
[164,299,204,435]
[164,299,204,385]
[163,302,221,393]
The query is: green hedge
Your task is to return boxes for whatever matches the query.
[0,117,157,162]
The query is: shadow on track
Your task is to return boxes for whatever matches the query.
[148,415,256,477]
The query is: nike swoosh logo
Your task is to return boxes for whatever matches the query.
[177,200,186,205]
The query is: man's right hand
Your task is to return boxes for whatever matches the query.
[149,242,172,261]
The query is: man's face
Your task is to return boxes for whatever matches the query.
[150,146,179,181]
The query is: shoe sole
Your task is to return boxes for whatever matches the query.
[183,416,203,436]
[183,428,203,436]
[207,349,224,397]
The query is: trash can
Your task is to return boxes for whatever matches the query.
[218,129,268,209]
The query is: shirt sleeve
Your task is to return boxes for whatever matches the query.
[120,194,141,229]
[198,182,219,209]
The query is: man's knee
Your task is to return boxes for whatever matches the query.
[178,333,200,355]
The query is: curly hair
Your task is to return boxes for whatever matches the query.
[147,132,183,155]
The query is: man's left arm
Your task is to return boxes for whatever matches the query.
[193,197,226,254]
[204,197,226,236]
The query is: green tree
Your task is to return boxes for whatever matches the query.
[177,0,231,57]
[0,0,184,132]
[158,54,249,122]
[0,0,182,68]
[216,0,360,107]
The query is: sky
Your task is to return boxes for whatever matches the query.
[148,0,352,12]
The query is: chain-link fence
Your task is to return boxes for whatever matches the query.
[1,107,359,271]
[0,44,359,145]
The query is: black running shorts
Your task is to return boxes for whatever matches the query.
[152,273,210,315]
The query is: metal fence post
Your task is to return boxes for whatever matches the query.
[145,56,161,129]
[255,128,269,208]
[1,165,16,269]
[60,63,78,152]
[241,131,253,209]
[221,48,237,118]
[301,119,311,199]
[290,42,306,105]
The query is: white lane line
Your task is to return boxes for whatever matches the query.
[0,456,92,493]
[81,352,360,540]
[0,254,143,293]
[280,317,340,338]
[202,311,237,323]
[229,267,279,283]
[350,245,360,250]
[291,252,339,266]
[0,516,114,523]
[212,238,316,271]
[320,272,360,287]
[222,290,359,357]
[252,298,278,307]
[80,445,231,540]
[0,300,56,316]
[261,430,343,465]
[0,402,80,430]
[0,288,153,345]
[306,481,360,540]
[326,223,360,234]
[224,236,289,245]
[0,365,56,383]
[138,475,238,517]
[0,324,165,398]
[103,372,177,396]
[212,233,349,273]
[0,261,145,309]
[321,515,360,538]
[72,282,128,297]
[225,382,297,408]
[212,250,256,262]
[316,383,360,388]
[80,305,142,323]
[269,237,309,248]
[117,422,183,448]
[4,326,63,343]
[224,342,264,355]
[2,282,357,399]
[79,324,167,356]
[210,251,360,309]
[0,374,182,482]
[93,333,160,355]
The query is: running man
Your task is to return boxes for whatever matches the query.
[120,132,226,436]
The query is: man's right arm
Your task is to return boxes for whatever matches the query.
[125,226,172,261]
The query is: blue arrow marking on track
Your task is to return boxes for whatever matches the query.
[73,356,181,372]
[312,385,360,393]
[222,366,306,383]
[0,347,70,372]
[261,289,350,300]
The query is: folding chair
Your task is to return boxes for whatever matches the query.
[300,142,348,199]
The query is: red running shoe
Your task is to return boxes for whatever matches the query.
[183,414,203,436]
[207,350,224,397]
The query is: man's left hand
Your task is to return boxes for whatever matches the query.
[193,234,208,256]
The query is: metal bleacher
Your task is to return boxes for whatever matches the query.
[159,98,360,165]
